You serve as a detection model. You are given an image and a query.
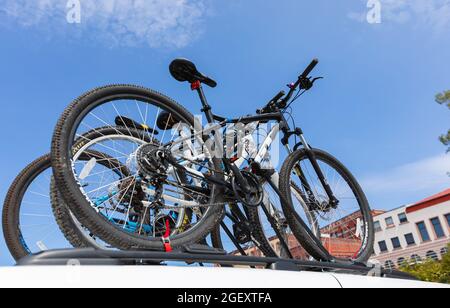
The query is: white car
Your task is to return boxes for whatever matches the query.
[0,248,447,289]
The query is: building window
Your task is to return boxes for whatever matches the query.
[445,214,450,228]
[430,217,446,239]
[416,221,431,242]
[410,254,422,264]
[391,237,401,249]
[426,250,438,261]
[385,217,395,228]
[441,247,448,257]
[378,241,388,253]
[374,221,382,233]
[398,212,408,224]
[384,260,395,270]
[397,258,407,267]
[404,233,415,246]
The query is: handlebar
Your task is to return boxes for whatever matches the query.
[271,91,286,104]
[258,58,320,114]
[301,58,319,78]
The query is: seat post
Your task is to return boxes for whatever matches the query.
[191,81,215,124]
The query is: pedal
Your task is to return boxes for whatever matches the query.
[233,222,252,244]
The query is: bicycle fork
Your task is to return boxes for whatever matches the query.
[262,172,334,262]
[296,135,339,209]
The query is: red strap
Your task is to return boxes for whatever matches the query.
[162,219,173,252]
[164,219,171,238]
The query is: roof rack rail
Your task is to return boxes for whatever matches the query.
[16,247,416,281]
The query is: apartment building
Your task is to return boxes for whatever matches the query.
[239,189,450,269]
[370,188,450,269]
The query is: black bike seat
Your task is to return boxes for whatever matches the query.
[169,59,217,88]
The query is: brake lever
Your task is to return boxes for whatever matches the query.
[311,77,324,83]
[299,76,323,90]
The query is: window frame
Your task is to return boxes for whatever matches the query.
[385,217,395,228]
[416,221,431,243]
[378,240,388,253]
[430,217,446,239]
[374,221,382,233]
[410,254,422,264]
[391,237,402,250]
[444,213,450,230]
[426,250,438,261]
[398,212,408,224]
[404,233,416,246]
[384,260,395,270]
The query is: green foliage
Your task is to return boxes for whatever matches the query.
[401,245,450,284]
[436,90,450,108]
[440,130,450,148]
[436,91,450,152]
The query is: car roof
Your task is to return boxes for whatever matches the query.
[0,266,446,288]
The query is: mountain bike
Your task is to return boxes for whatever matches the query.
[3,126,152,260]
[168,58,374,262]
[4,125,224,260]
[51,59,374,262]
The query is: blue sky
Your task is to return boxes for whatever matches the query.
[0,0,449,266]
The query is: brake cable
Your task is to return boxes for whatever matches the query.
[284,88,307,110]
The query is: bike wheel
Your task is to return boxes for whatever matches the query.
[210,180,317,259]
[51,126,154,249]
[2,155,100,261]
[209,204,277,257]
[279,148,374,263]
[51,85,224,250]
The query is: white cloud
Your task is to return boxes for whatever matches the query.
[361,154,450,195]
[349,0,450,33]
[0,0,209,48]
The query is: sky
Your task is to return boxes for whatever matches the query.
[0,0,449,266]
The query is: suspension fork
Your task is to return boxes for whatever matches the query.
[263,173,333,261]
[286,144,318,208]
[297,135,339,207]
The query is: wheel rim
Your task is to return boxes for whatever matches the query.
[288,154,371,261]
[59,94,219,244]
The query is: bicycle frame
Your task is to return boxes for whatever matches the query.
[161,98,337,215]
[155,81,337,259]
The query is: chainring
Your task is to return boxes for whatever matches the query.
[231,171,264,208]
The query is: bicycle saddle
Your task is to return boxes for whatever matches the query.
[169,59,217,88]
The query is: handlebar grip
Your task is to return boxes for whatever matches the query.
[301,58,319,77]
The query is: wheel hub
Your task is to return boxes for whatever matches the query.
[136,143,169,176]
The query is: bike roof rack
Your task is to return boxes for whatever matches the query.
[16,247,416,281]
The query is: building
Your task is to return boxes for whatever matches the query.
[244,210,385,260]
[371,188,450,269]
[240,189,450,267]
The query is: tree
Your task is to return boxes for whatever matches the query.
[400,245,450,284]
[436,90,450,152]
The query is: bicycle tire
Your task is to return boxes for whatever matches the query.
[279,148,374,263]
[51,85,225,250]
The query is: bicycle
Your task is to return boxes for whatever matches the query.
[51,58,374,262]
[2,127,135,260]
[4,125,222,260]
